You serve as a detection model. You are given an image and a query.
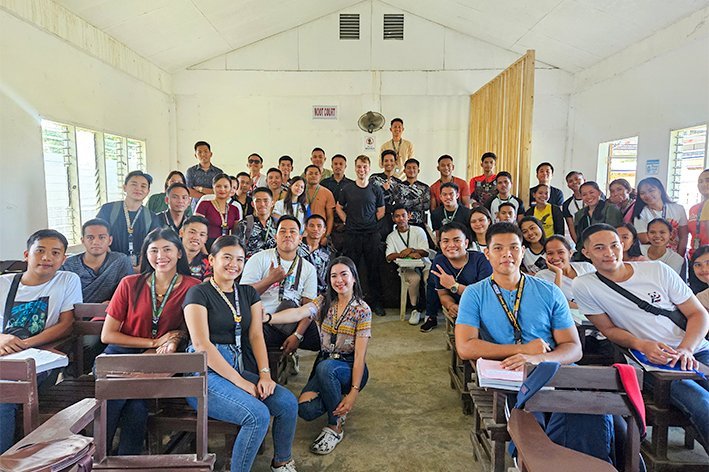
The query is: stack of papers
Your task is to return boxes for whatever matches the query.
[4,348,69,374]
[476,358,524,391]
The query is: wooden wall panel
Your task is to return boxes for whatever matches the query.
[467,51,535,205]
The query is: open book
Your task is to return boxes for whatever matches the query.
[476,358,524,391]
[4,348,69,374]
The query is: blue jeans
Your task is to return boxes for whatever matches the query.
[668,350,709,453]
[299,358,369,426]
[185,344,298,472]
[0,371,51,454]
[102,345,149,455]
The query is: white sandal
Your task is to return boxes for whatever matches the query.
[310,427,344,455]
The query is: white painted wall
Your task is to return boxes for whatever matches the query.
[177,1,573,190]
[566,7,709,187]
[0,10,174,259]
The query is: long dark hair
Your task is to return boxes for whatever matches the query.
[518,216,547,248]
[690,245,709,293]
[319,256,365,323]
[633,177,674,221]
[616,223,643,258]
[133,228,192,304]
[283,176,307,217]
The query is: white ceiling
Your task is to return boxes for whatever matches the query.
[55,0,709,73]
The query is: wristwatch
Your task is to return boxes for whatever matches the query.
[450,283,459,294]
[293,332,304,342]
[260,367,271,374]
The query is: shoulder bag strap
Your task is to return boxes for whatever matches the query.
[594,272,688,331]
[4,273,23,331]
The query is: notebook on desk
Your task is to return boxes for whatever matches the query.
[4,348,69,374]
[625,349,707,379]
[476,358,524,391]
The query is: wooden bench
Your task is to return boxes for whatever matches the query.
[637,368,708,471]
[508,364,644,472]
[445,308,473,415]
[0,358,39,443]
[467,363,510,472]
[93,352,216,471]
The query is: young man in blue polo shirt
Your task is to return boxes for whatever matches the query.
[454,221,581,369]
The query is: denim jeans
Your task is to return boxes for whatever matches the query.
[299,358,369,426]
[0,371,51,453]
[102,345,149,455]
[668,350,709,453]
[185,343,298,472]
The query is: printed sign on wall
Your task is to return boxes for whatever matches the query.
[312,106,337,120]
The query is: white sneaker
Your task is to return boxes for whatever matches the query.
[310,427,343,455]
[408,309,421,325]
[271,460,298,472]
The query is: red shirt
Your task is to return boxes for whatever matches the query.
[196,201,240,239]
[107,274,199,338]
[430,177,471,207]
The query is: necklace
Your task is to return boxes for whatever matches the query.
[212,199,229,235]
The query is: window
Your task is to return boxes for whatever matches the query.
[597,136,638,192]
[669,124,707,214]
[41,119,147,245]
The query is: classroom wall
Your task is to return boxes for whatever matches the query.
[566,7,709,187]
[0,9,174,259]
[174,1,573,188]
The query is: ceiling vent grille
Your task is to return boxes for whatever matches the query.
[339,14,360,40]
[383,14,404,40]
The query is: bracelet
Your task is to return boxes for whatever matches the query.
[264,312,272,324]
[293,332,304,342]
[351,385,360,391]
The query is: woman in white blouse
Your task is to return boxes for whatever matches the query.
[537,235,595,308]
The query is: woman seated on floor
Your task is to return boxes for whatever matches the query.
[100,227,198,455]
[182,235,299,472]
[269,256,371,455]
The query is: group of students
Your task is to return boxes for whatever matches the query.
[1,117,708,470]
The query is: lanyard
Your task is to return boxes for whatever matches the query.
[398,229,410,247]
[307,185,320,206]
[695,201,707,250]
[489,275,525,344]
[212,200,230,235]
[150,273,178,338]
[392,139,401,156]
[573,198,583,212]
[275,252,300,301]
[163,212,184,233]
[124,203,143,265]
[329,298,355,351]
[443,206,458,224]
[650,205,667,220]
[209,279,244,372]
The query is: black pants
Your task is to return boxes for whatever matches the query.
[263,322,321,352]
[343,230,382,307]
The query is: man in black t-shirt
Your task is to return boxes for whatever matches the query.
[321,154,353,254]
[431,182,471,243]
[336,155,386,316]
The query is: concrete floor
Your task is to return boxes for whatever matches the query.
[247,311,478,472]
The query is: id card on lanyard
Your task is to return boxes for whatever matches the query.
[124,203,144,266]
[150,273,178,338]
[330,298,355,352]
[210,279,244,373]
[489,275,525,344]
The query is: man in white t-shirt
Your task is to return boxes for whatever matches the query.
[241,215,319,355]
[573,224,709,452]
[0,229,83,453]
[386,205,431,325]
